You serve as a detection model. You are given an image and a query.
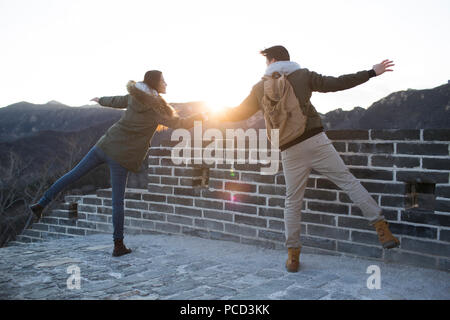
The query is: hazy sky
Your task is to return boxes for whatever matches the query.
[1,0,449,113]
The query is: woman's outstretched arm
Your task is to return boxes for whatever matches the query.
[158,113,206,130]
[91,95,130,109]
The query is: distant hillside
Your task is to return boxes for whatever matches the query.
[1,81,448,177]
[0,100,210,190]
[321,81,450,129]
[320,107,367,130]
[197,82,450,131]
[0,121,112,175]
[0,101,122,143]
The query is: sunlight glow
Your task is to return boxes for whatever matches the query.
[0,0,449,111]
[204,101,228,113]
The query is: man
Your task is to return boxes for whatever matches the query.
[212,45,399,272]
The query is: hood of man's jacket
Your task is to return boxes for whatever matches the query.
[264,61,301,77]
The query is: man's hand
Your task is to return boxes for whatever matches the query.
[372,59,395,76]
[190,112,208,123]
[203,110,224,128]
[201,111,210,122]
[90,97,100,103]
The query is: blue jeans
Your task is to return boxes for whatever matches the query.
[38,145,129,240]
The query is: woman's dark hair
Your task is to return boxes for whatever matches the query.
[260,45,290,61]
[143,70,162,90]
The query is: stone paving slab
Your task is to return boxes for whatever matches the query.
[0,233,449,300]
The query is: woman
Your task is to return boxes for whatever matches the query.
[29,70,204,257]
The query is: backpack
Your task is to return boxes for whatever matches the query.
[261,72,307,147]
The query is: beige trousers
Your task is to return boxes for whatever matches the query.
[280,132,384,248]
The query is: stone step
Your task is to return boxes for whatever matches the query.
[39,216,76,226]
[80,196,103,206]
[14,234,43,244]
[6,240,26,247]
[64,195,83,203]
[96,189,112,198]
[22,229,41,238]
[38,212,91,228]
[55,202,78,211]
[14,235,32,243]
[13,195,100,245]
[45,208,78,219]
[15,226,84,244]
[30,223,50,232]
[39,231,77,241]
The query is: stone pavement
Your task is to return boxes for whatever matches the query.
[0,233,449,300]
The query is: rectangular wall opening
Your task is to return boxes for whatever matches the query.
[192,167,210,188]
[405,182,435,211]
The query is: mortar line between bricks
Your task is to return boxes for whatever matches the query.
[34,231,79,238]
[382,247,446,261]
[126,215,450,238]
[75,199,420,213]
[309,220,439,233]
[385,168,450,173]
[429,211,450,216]
[400,235,450,245]
[324,139,448,145]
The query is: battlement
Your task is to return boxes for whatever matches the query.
[15,129,450,271]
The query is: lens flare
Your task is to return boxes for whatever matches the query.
[204,101,227,114]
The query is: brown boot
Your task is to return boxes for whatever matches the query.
[112,239,132,257]
[29,203,45,222]
[285,247,301,272]
[373,220,400,249]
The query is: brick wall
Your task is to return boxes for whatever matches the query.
[16,129,450,271]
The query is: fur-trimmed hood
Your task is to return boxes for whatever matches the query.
[126,80,177,118]
[264,61,301,77]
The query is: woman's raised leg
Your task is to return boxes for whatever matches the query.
[37,146,105,208]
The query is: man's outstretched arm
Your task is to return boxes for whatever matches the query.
[213,85,261,122]
[309,59,395,93]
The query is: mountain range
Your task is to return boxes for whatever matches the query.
[0,81,449,179]
[321,81,450,130]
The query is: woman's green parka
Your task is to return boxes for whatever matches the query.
[94,81,201,173]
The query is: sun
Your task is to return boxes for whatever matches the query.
[204,101,228,114]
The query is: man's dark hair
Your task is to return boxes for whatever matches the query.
[260,45,290,61]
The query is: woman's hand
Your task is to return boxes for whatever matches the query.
[90,97,100,103]
[201,111,210,122]
[203,111,224,128]
[372,59,395,76]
